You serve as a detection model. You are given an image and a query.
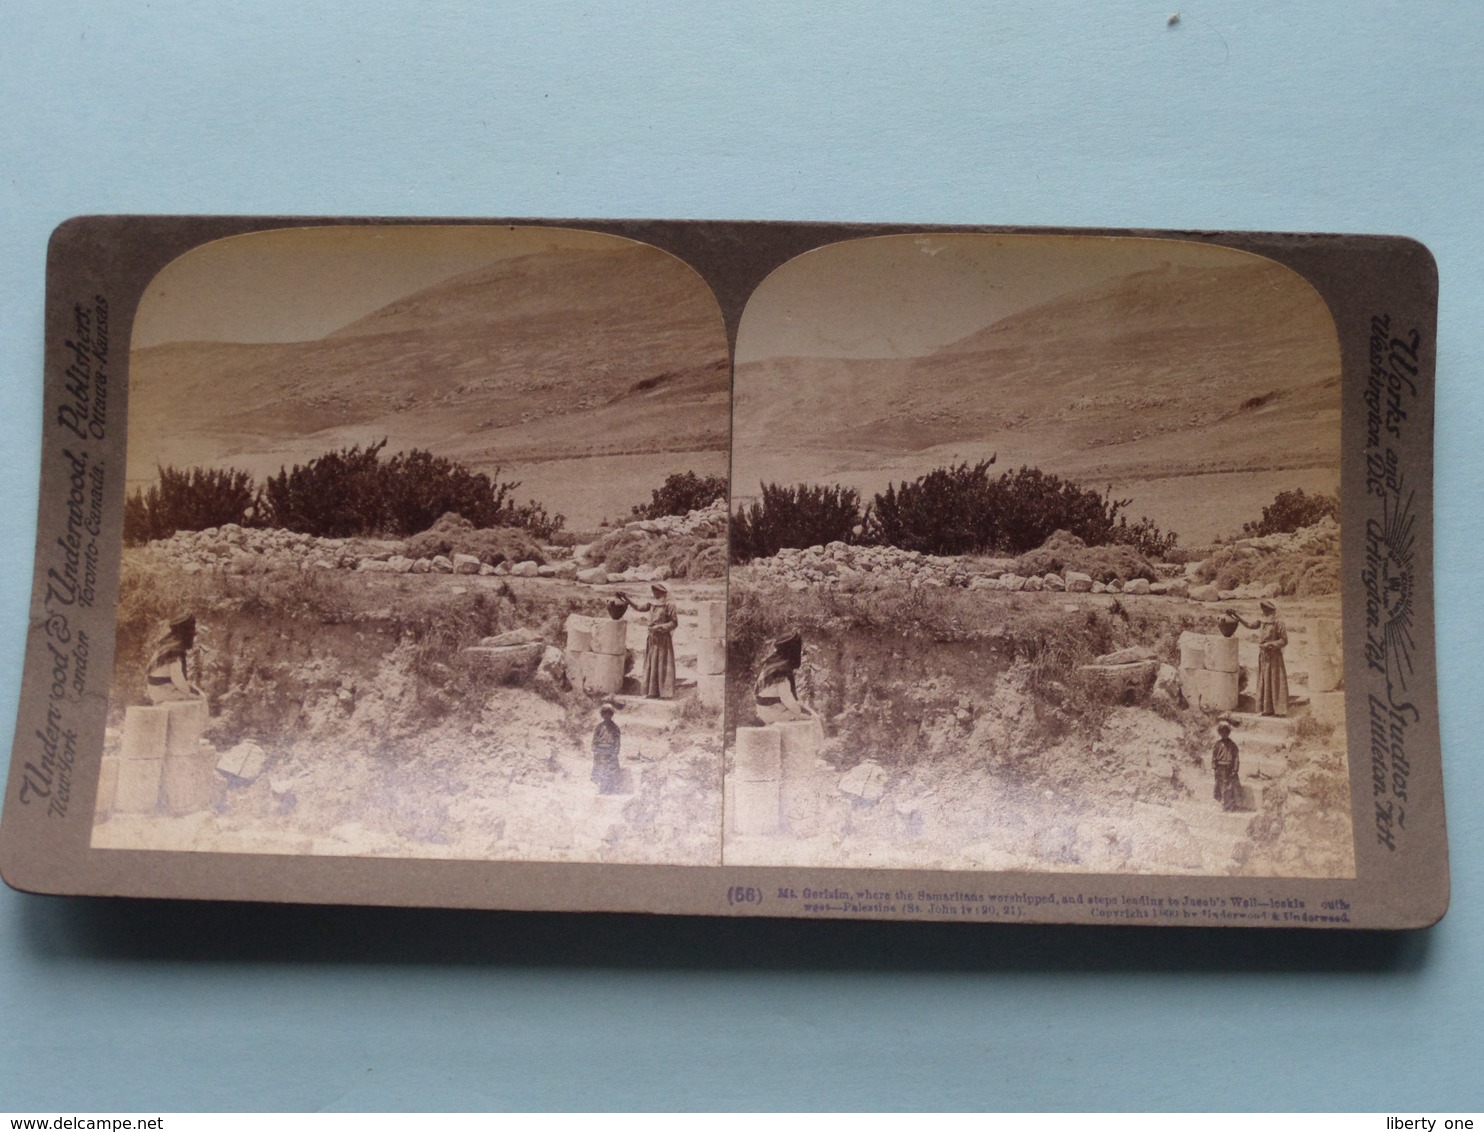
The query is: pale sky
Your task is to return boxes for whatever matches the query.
[130,224,643,349]
[736,233,1295,361]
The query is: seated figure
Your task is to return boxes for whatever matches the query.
[145,612,203,704]
[754,631,813,725]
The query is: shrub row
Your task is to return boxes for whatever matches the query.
[1242,488,1339,537]
[630,471,728,520]
[731,462,1178,563]
[124,441,563,544]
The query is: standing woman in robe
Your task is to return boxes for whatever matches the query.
[145,612,202,704]
[641,583,678,699]
[1239,600,1289,716]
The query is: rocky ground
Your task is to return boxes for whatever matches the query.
[97,508,1350,877]
[737,516,1339,602]
[138,497,729,586]
[723,520,1353,878]
[724,671,1352,878]
[95,551,726,864]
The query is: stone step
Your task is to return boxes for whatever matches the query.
[1228,712,1298,737]
[609,691,702,730]
[1233,736,1292,759]
[1243,758,1288,781]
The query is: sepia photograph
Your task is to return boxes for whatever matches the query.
[724,233,1353,877]
[91,224,730,864]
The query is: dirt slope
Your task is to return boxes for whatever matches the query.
[733,259,1341,542]
[127,244,730,525]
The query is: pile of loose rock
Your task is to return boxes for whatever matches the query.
[623,498,727,538]
[736,541,1191,596]
[1239,516,1339,557]
[142,524,361,575]
[141,523,553,579]
[142,508,722,585]
[1187,516,1340,600]
[567,500,727,585]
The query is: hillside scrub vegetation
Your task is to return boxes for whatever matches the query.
[123,466,259,544]
[583,527,727,580]
[401,512,546,566]
[631,471,729,520]
[726,577,1197,761]
[730,462,1176,563]
[111,552,591,741]
[1241,488,1339,537]
[124,441,563,545]
[730,483,863,562]
[1193,516,1340,597]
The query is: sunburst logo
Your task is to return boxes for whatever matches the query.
[1364,483,1417,692]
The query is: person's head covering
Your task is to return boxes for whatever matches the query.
[1217,722,1232,736]
[651,583,668,597]
[771,631,803,668]
[599,704,615,718]
[154,612,196,649]
[1259,600,1277,615]
[149,612,197,667]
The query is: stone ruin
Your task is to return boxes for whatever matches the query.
[1177,615,1343,722]
[96,700,273,822]
[560,599,726,706]
[728,717,828,837]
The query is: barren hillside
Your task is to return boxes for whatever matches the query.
[127,244,730,526]
[733,259,1341,543]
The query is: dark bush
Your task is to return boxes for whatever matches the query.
[123,465,259,545]
[382,449,517,534]
[867,460,999,554]
[259,440,564,539]
[865,462,1177,558]
[1242,489,1339,537]
[731,483,863,563]
[261,440,390,537]
[632,471,728,519]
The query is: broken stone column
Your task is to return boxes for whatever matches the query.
[697,675,725,708]
[590,618,628,656]
[1308,617,1344,693]
[162,753,214,816]
[1184,668,1240,711]
[163,700,207,758]
[696,638,726,677]
[694,599,727,709]
[117,705,169,813]
[565,614,594,653]
[216,739,268,783]
[1178,632,1240,712]
[94,755,119,816]
[564,614,596,692]
[731,726,782,836]
[698,600,726,640]
[1178,631,1205,670]
[585,652,626,695]
[120,705,169,763]
[114,754,163,813]
[776,718,826,832]
[161,700,213,815]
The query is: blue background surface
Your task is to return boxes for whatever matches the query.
[2,2,1481,1111]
